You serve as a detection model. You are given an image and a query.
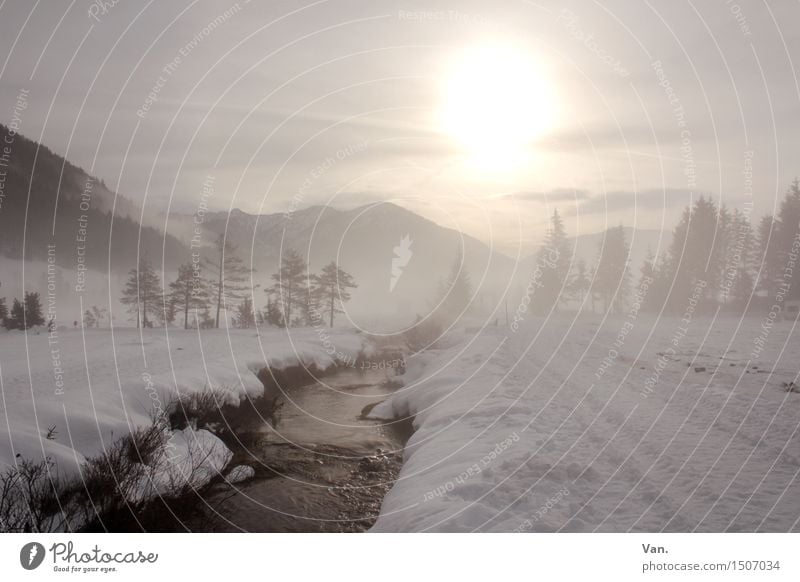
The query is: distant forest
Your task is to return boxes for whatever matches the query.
[533,181,800,315]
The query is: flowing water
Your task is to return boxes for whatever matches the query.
[195,367,410,532]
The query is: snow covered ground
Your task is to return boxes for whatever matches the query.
[0,326,365,475]
[370,314,800,532]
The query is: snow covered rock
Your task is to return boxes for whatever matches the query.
[226,465,256,483]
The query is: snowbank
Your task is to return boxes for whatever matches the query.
[0,327,365,475]
[128,428,233,501]
[371,316,800,532]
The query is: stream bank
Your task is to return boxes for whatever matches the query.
[189,366,412,532]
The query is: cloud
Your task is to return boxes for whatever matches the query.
[577,188,699,215]
[501,188,591,202]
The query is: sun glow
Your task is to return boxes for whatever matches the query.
[439,42,557,174]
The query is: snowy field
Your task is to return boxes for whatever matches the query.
[370,314,800,532]
[4,314,799,533]
[0,326,365,476]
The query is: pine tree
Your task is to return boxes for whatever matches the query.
[722,208,756,309]
[91,306,107,328]
[756,214,780,300]
[198,305,215,329]
[311,261,358,328]
[264,294,285,327]
[206,235,255,328]
[592,226,631,314]
[120,258,163,328]
[235,297,255,328]
[7,298,24,330]
[776,179,800,300]
[169,263,211,329]
[568,258,591,307]
[23,291,45,328]
[0,296,7,325]
[662,197,720,311]
[270,250,308,327]
[536,209,572,312]
[160,298,177,327]
[714,204,733,299]
[83,309,96,328]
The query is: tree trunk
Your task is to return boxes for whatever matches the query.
[215,258,223,329]
[329,287,334,327]
[184,291,189,330]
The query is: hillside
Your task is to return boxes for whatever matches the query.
[0,124,188,272]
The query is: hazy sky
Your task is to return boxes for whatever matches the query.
[1,0,799,254]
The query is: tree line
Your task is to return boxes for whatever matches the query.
[530,180,800,315]
[0,235,359,331]
[118,235,358,330]
[0,288,45,330]
[0,282,111,330]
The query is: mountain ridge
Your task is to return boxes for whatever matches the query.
[0,124,188,273]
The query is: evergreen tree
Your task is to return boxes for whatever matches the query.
[235,297,255,329]
[6,298,24,330]
[270,250,308,327]
[91,305,107,328]
[83,309,96,328]
[568,258,591,307]
[206,235,255,328]
[120,258,163,328]
[591,226,631,314]
[23,291,45,328]
[312,261,358,327]
[264,294,285,327]
[536,209,572,312]
[756,214,780,300]
[159,297,177,327]
[198,305,215,329]
[638,249,661,312]
[775,179,800,300]
[721,208,756,308]
[662,197,720,311]
[714,204,733,297]
[169,263,211,329]
[0,296,7,325]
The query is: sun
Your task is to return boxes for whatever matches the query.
[438,42,557,173]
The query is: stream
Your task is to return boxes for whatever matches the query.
[193,366,410,532]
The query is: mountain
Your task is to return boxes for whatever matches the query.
[169,203,518,326]
[168,206,673,326]
[0,124,188,272]
[0,125,672,328]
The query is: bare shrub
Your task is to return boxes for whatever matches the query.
[75,424,169,529]
[0,458,75,532]
[1,378,286,531]
[168,386,231,431]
